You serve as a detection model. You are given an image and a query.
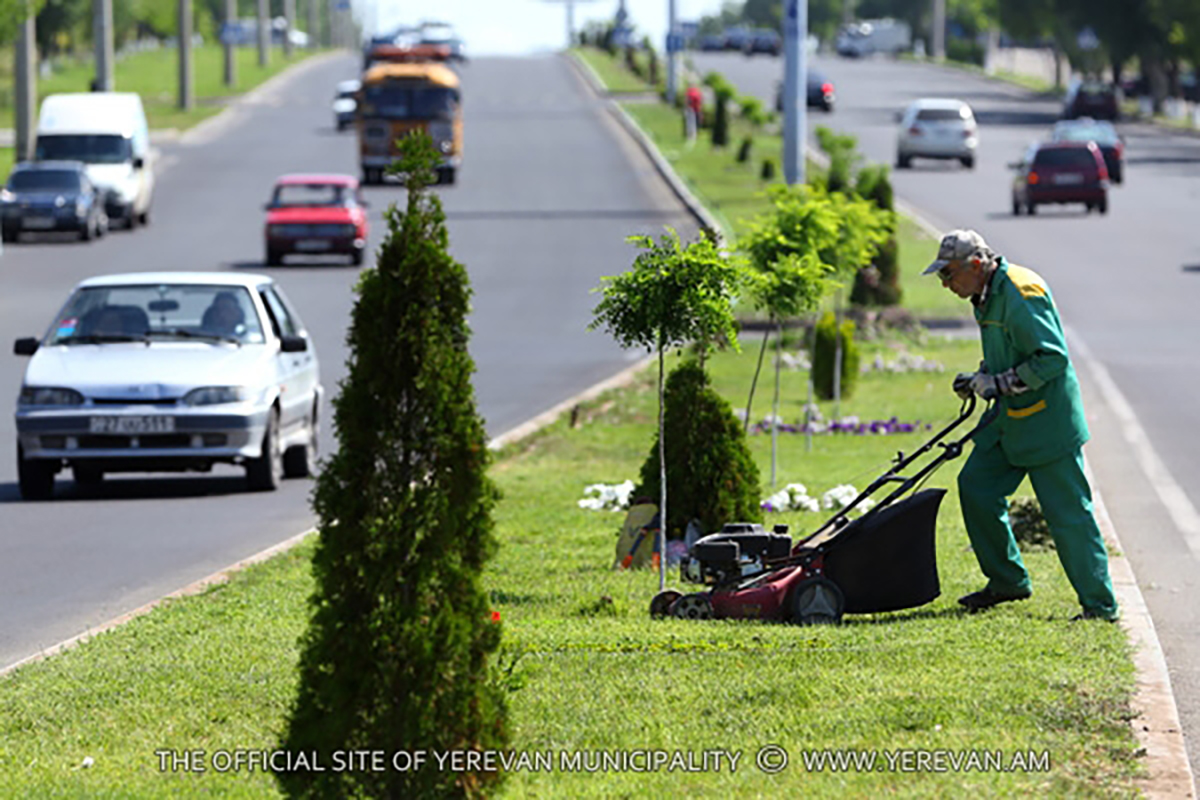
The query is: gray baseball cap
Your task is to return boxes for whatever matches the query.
[922,229,990,275]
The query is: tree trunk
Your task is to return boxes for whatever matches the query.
[770,320,782,489]
[657,338,667,593]
[744,325,771,433]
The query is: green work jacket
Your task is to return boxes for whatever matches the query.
[972,259,1089,467]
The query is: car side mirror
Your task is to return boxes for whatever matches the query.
[133,156,145,169]
[1007,161,1024,170]
[14,337,39,356]
[280,335,308,353]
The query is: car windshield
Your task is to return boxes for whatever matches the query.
[1055,124,1119,145]
[35,134,132,165]
[272,183,350,207]
[1034,148,1097,168]
[8,170,82,192]
[360,83,457,120]
[47,285,266,345]
[916,108,968,122]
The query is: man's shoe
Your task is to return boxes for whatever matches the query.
[1070,609,1118,623]
[957,587,1032,612]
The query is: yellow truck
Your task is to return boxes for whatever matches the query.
[357,61,462,185]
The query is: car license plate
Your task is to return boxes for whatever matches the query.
[89,416,175,434]
[1054,173,1084,185]
[23,217,55,229]
[295,239,332,251]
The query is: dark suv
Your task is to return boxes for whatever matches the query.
[1063,80,1121,121]
[1011,141,1109,216]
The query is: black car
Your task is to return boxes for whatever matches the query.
[744,29,781,56]
[697,34,726,52]
[1063,80,1120,121]
[775,71,836,113]
[1,161,107,243]
[1051,118,1125,184]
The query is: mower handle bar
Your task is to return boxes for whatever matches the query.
[793,393,997,549]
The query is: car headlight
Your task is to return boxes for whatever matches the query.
[183,386,247,406]
[19,386,85,406]
[75,200,88,217]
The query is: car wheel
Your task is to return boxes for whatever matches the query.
[73,464,104,487]
[437,167,456,185]
[1012,198,1021,216]
[363,168,383,186]
[1098,196,1108,215]
[1,227,16,243]
[138,209,149,226]
[895,153,911,169]
[246,409,283,491]
[961,156,975,169]
[282,402,319,478]
[126,210,138,230]
[17,444,55,500]
[351,248,364,266]
[790,577,845,625]
[1085,202,1094,214]
[1026,202,1037,215]
[266,248,282,267]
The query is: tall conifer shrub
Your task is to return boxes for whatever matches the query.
[279,132,507,799]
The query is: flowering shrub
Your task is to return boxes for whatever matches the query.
[577,480,636,512]
[749,415,933,436]
[761,482,874,515]
[861,351,945,374]
[821,484,874,513]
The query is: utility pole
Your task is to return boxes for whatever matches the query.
[223,0,236,87]
[179,0,193,110]
[93,0,115,91]
[14,5,37,162]
[782,0,807,185]
[284,0,295,57]
[666,0,678,105]
[842,0,854,26]
[932,0,945,60]
[257,0,270,66]
[308,0,318,49]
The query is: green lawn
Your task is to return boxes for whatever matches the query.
[0,335,1142,797]
[572,47,659,94]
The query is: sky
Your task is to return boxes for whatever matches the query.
[368,0,730,57]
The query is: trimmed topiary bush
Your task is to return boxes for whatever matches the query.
[811,311,859,401]
[279,131,508,799]
[760,158,776,181]
[737,136,753,163]
[633,358,763,539]
[850,164,901,307]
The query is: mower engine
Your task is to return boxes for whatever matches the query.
[681,523,792,586]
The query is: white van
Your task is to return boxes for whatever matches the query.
[34,93,154,229]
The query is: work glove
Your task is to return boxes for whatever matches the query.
[952,372,975,399]
[966,368,1029,400]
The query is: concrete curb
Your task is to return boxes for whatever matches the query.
[569,48,1196,798]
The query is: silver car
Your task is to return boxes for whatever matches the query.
[13,272,322,499]
[895,98,978,169]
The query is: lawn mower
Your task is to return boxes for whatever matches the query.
[650,394,996,625]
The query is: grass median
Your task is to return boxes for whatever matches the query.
[0,334,1141,796]
[0,44,330,182]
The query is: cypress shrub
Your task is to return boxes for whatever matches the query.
[737,135,753,163]
[850,165,901,307]
[811,311,859,401]
[760,158,776,181]
[712,92,730,147]
[633,359,762,539]
[279,131,508,799]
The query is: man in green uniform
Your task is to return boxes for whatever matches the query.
[924,230,1118,621]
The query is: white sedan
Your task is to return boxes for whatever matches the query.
[12,272,322,499]
[895,98,978,169]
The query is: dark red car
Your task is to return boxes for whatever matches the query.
[1010,141,1109,216]
[264,174,369,266]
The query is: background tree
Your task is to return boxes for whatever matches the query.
[280,132,508,799]
[590,229,743,592]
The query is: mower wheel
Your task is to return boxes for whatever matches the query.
[791,577,845,625]
[650,590,683,619]
[671,593,714,621]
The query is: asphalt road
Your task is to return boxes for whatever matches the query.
[692,50,1200,771]
[0,52,695,670]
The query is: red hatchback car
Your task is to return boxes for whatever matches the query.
[264,174,369,266]
[1010,140,1109,216]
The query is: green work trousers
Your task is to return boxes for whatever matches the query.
[958,443,1118,619]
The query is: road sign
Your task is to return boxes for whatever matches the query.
[666,32,683,54]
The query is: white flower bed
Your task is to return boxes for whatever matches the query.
[577,480,636,512]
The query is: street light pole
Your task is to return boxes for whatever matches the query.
[14,5,37,162]
[93,0,115,90]
[257,0,270,66]
[223,0,236,87]
[665,0,678,105]
[782,0,807,185]
[179,0,193,110]
[932,0,945,60]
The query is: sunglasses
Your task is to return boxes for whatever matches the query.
[937,260,964,282]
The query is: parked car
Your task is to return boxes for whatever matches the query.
[697,34,726,52]
[744,28,781,56]
[722,26,751,51]
[1062,79,1121,121]
[263,174,369,266]
[333,79,360,131]
[1051,118,1124,184]
[1,161,108,242]
[774,70,836,113]
[1010,140,1109,216]
[12,272,322,499]
[895,98,977,169]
